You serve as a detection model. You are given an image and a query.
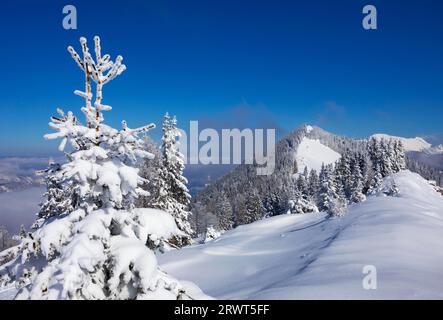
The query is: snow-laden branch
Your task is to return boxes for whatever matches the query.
[67,36,126,129]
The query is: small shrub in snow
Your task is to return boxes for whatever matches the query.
[380,178,400,197]
[287,196,319,214]
[329,197,348,217]
[203,226,222,243]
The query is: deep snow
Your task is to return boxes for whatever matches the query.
[159,171,443,299]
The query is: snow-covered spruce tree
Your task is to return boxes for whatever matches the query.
[287,192,319,214]
[349,160,366,203]
[213,193,233,231]
[307,169,319,198]
[392,140,406,172]
[263,187,287,216]
[235,188,264,226]
[295,173,308,196]
[357,152,371,194]
[152,113,193,247]
[318,164,334,211]
[169,116,193,244]
[380,139,394,177]
[0,36,191,300]
[136,136,162,208]
[334,151,352,199]
[367,137,384,193]
[35,160,74,224]
[318,164,347,216]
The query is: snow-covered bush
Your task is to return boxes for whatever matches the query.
[203,226,222,243]
[329,197,348,217]
[287,197,319,214]
[379,177,400,197]
[0,36,191,300]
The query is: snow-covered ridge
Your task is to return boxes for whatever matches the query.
[160,171,443,299]
[371,133,432,152]
[295,137,341,173]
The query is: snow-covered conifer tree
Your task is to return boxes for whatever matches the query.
[0,36,192,300]
[367,137,384,192]
[368,162,383,194]
[318,164,347,216]
[213,193,233,231]
[380,139,394,176]
[307,169,319,198]
[349,162,366,203]
[35,161,73,224]
[236,188,264,225]
[169,115,193,244]
[318,164,336,212]
[152,113,193,247]
[295,174,308,195]
[287,192,319,214]
[334,151,352,199]
[137,136,162,208]
[357,152,371,194]
[392,140,406,172]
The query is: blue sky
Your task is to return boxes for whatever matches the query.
[0,0,442,155]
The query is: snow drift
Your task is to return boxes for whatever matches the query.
[159,171,443,299]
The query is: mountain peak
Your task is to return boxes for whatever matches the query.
[370,133,432,152]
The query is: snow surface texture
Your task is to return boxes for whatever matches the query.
[295,137,341,173]
[0,284,16,300]
[160,171,443,299]
[371,134,432,152]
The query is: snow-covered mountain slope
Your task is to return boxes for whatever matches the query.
[371,134,432,152]
[193,125,364,232]
[296,137,341,173]
[161,171,443,299]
